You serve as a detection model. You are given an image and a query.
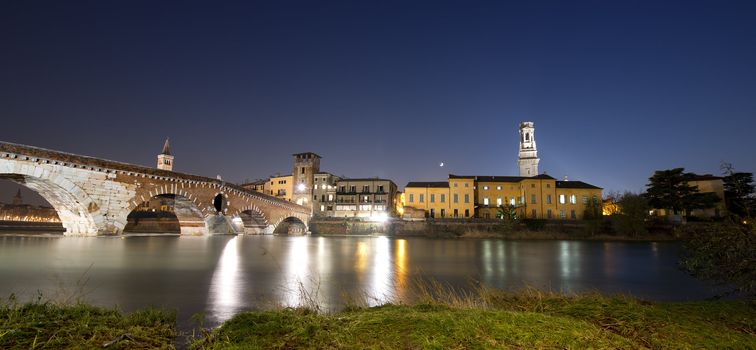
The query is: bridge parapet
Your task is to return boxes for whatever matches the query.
[0,141,310,235]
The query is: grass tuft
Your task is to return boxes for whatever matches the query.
[0,295,176,349]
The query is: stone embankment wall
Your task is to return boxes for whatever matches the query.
[309,218,519,238]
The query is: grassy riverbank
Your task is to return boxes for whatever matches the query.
[0,296,176,349]
[192,289,755,349]
[2,291,753,349]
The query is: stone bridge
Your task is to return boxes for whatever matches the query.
[0,142,311,236]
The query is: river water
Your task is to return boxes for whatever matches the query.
[0,234,719,329]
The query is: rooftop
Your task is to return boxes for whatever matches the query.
[556,180,602,190]
[405,181,449,188]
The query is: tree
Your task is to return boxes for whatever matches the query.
[582,198,603,236]
[645,168,719,218]
[496,204,518,222]
[679,222,755,298]
[721,163,755,218]
[612,192,649,236]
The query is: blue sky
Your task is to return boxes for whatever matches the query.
[2,0,755,204]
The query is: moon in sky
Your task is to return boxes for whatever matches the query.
[439,162,444,167]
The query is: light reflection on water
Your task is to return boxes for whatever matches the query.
[0,235,721,328]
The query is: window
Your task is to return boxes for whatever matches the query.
[582,196,588,204]
[320,205,325,211]
[496,186,502,190]
[559,194,566,204]
[360,204,371,211]
[377,185,384,192]
[301,167,305,174]
[496,197,502,206]
[363,185,370,193]
[531,184,535,188]
[593,195,598,203]
[453,209,458,217]
[440,194,445,203]
[340,186,346,192]
[510,198,515,205]
[570,195,577,204]
[531,209,536,218]
[531,194,537,204]
[328,194,333,201]
[483,186,489,190]
[570,210,576,219]
[453,194,458,203]
[546,183,551,188]
[483,197,489,205]
[484,213,490,219]
[546,195,552,204]
[464,209,470,217]
[430,194,435,203]
[430,209,435,218]
[420,194,424,203]
[440,209,446,217]
[453,183,458,187]
[559,210,565,218]
[547,209,552,218]
[464,194,470,203]
[409,194,414,202]
[464,183,469,187]
[350,186,356,192]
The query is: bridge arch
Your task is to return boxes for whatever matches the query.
[124,191,209,235]
[0,171,100,235]
[232,206,271,234]
[273,216,308,235]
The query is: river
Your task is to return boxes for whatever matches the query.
[0,234,719,330]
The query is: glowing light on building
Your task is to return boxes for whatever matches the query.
[370,212,388,223]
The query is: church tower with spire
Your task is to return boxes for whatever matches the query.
[517,122,540,177]
[157,138,174,171]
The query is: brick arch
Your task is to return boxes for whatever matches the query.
[0,170,100,236]
[123,187,210,235]
[272,216,308,235]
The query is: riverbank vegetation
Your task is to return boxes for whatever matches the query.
[191,287,755,349]
[2,287,753,349]
[0,295,176,349]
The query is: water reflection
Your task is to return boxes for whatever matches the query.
[0,235,722,331]
[394,239,408,300]
[207,236,241,323]
[283,237,311,307]
[369,236,392,304]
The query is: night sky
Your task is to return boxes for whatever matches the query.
[2,1,755,205]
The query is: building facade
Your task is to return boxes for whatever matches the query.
[404,174,602,220]
[332,178,398,219]
[312,172,341,216]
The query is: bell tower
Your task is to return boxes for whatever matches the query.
[517,122,539,177]
[157,138,174,171]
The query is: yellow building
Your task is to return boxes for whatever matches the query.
[651,174,726,218]
[404,182,453,218]
[405,174,602,220]
[268,174,293,201]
